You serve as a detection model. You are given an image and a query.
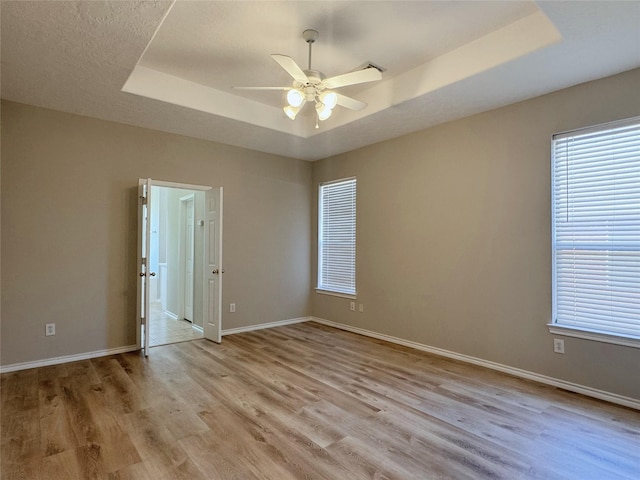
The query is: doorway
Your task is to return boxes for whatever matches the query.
[149,186,203,346]
[137,179,223,355]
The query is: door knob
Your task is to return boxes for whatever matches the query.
[150,272,156,277]
[212,269,219,274]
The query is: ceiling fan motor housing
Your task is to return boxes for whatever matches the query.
[293,70,327,101]
[303,70,325,82]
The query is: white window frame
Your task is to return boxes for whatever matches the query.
[317,177,357,298]
[549,117,640,348]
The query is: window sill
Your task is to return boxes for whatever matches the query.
[315,289,356,300]
[547,323,640,349]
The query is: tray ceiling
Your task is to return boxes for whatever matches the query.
[2,1,639,160]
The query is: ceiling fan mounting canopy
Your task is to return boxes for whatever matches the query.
[302,29,319,44]
[232,29,382,124]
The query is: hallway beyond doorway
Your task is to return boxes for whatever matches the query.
[149,301,202,347]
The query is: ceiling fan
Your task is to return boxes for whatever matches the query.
[233,29,382,126]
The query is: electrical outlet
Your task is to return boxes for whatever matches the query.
[45,323,56,336]
[359,304,364,312]
[230,303,236,313]
[553,338,565,354]
[350,301,355,311]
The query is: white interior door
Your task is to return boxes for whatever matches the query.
[183,196,195,321]
[203,187,223,343]
[137,178,153,356]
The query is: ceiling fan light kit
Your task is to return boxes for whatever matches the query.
[316,102,332,121]
[320,91,338,109]
[286,88,305,107]
[234,29,382,126]
[283,105,301,120]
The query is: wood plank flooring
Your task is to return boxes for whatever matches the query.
[2,322,639,479]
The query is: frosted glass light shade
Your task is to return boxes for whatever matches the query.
[320,91,338,109]
[284,105,300,120]
[316,103,332,121]
[286,89,305,107]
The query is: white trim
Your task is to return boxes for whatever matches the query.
[548,324,640,349]
[314,289,357,300]
[192,324,204,333]
[163,310,179,321]
[222,317,311,336]
[319,176,357,187]
[552,115,640,140]
[310,317,640,411]
[146,179,212,191]
[0,345,139,374]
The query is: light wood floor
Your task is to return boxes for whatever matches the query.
[2,322,639,479]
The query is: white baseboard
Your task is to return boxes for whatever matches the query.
[4,317,637,410]
[222,316,311,336]
[0,316,311,373]
[0,345,139,374]
[164,310,179,321]
[310,317,640,411]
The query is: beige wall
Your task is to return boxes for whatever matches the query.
[1,101,311,366]
[311,68,640,401]
[2,68,638,402]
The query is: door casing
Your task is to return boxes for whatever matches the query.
[137,179,222,354]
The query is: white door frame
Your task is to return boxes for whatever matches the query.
[137,179,222,352]
[137,179,153,356]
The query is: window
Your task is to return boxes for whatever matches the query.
[551,117,640,347]
[318,178,356,296]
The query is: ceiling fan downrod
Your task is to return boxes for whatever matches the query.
[302,29,318,70]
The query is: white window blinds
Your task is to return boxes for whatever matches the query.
[552,117,640,338]
[318,178,356,295]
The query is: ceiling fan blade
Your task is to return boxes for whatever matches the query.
[336,93,367,111]
[271,54,309,83]
[323,68,382,89]
[232,86,290,90]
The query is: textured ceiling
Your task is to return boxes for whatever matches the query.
[2,1,639,161]
[140,1,538,107]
